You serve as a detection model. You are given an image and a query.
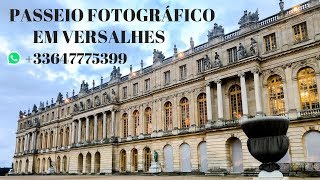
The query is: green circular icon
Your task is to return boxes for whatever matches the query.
[8,51,21,64]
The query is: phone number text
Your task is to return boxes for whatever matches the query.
[33,53,127,64]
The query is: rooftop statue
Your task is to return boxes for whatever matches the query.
[238,10,259,28]
[56,92,63,104]
[32,104,37,113]
[39,101,44,110]
[79,80,89,94]
[110,66,122,82]
[208,23,225,41]
[153,49,165,63]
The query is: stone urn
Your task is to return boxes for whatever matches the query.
[241,116,289,174]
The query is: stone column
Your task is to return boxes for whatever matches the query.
[31,132,35,150]
[26,134,30,151]
[172,95,178,129]
[68,124,72,146]
[252,68,263,115]
[71,121,75,144]
[215,79,224,120]
[205,82,213,123]
[62,126,66,147]
[94,114,98,141]
[78,119,82,143]
[24,135,28,152]
[151,100,157,135]
[139,106,144,135]
[239,72,249,118]
[85,117,90,142]
[15,138,18,153]
[111,110,116,137]
[128,108,133,137]
[103,112,107,139]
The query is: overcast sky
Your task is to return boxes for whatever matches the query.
[0,0,306,167]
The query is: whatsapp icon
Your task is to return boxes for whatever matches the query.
[8,51,21,64]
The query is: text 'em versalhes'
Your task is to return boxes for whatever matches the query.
[9,8,215,44]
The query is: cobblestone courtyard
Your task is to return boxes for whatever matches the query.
[0,176,319,180]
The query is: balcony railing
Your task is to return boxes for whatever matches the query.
[299,108,320,118]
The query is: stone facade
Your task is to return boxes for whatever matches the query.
[12,0,320,176]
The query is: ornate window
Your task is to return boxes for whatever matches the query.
[298,67,319,110]
[229,85,243,119]
[49,131,54,148]
[145,79,150,91]
[120,150,126,172]
[180,97,190,128]
[65,127,70,146]
[144,147,151,172]
[59,129,64,147]
[122,113,128,138]
[145,107,152,134]
[267,75,285,115]
[123,86,128,99]
[164,71,171,85]
[133,110,139,136]
[198,93,207,126]
[179,65,187,80]
[164,102,173,131]
[133,83,139,96]
[132,148,138,172]
[293,22,308,43]
[264,33,277,52]
[197,59,205,73]
[227,47,238,63]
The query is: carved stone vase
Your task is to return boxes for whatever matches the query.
[241,116,289,173]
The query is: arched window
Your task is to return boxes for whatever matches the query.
[163,145,174,172]
[39,133,43,149]
[229,85,243,119]
[133,110,140,136]
[180,143,191,172]
[304,131,320,162]
[56,156,61,173]
[59,129,64,147]
[25,159,29,173]
[49,131,54,148]
[44,132,48,149]
[78,154,83,173]
[120,150,126,172]
[36,158,40,173]
[198,142,207,172]
[132,148,138,172]
[228,138,243,173]
[65,127,70,146]
[62,156,67,173]
[198,93,207,126]
[86,153,92,173]
[21,138,25,152]
[164,102,173,131]
[41,158,46,173]
[145,107,152,134]
[298,67,320,110]
[144,147,151,172]
[122,114,128,138]
[180,97,190,128]
[94,152,101,173]
[268,75,285,115]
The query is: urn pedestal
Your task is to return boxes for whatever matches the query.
[149,161,161,173]
[241,116,290,180]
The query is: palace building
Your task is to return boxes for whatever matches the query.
[12,0,320,176]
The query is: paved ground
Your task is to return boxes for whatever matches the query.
[0,176,319,180]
